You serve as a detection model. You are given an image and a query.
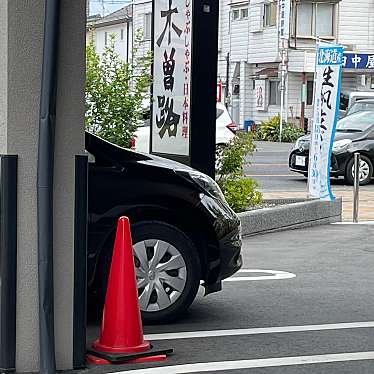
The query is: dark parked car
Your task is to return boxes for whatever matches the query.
[86,132,242,323]
[289,110,374,185]
[346,99,374,116]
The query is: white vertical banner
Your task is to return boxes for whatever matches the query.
[309,43,344,201]
[279,0,290,41]
[152,0,192,156]
[255,80,266,111]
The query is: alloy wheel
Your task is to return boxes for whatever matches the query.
[133,239,187,312]
[351,159,370,182]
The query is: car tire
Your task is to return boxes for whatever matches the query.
[345,155,373,186]
[100,221,201,324]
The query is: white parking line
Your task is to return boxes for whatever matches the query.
[113,351,374,373]
[332,221,374,225]
[224,269,296,282]
[144,321,374,341]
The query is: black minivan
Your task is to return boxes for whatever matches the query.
[86,132,242,323]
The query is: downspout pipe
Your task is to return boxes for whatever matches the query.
[37,0,61,372]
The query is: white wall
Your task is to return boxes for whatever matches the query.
[217,0,231,81]
[95,22,132,62]
[230,5,250,62]
[338,0,374,52]
[133,0,152,59]
[248,0,279,64]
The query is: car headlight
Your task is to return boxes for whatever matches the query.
[175,169,226,201]
[332,139,352,152]
[295,138,302,149]
[295,137,308,150]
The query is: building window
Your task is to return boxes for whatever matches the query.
[104,31,108,46]
[316,3,334,36]
[144,13,152,40]
[264,3,277,27]
[307,81,314,106]
[232,7,248,21]
[269,81,280,105]
[296,3,335,38]
[232,9,240,20]
[121,28,124,41]
[241,8,249,19]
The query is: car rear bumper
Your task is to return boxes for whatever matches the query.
[289,150,350,177]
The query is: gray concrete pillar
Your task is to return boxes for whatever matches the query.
[0,1,85,371]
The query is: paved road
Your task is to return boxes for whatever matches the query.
[245,141,374,221]
[244,141,304,193]
[86,224,374,374]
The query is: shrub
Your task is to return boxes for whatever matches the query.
[216,132,262,213]
[256,115,305,143]
[258,115,281,142]
[281,124,305,143]
[219,178,262,213]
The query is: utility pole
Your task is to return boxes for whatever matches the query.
[279,41,286,142]
[278,0,290,142]
[87,0,90,17]
[301,72,307,132]
[225,52,230,109]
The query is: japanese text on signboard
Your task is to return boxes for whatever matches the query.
[309,45,344,201]
[343,53,374,69]
[278,0,290,40]
[152,0,192,156]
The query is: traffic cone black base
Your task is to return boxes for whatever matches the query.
[86,346,173,365]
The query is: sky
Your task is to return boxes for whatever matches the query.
[89,0,130,16]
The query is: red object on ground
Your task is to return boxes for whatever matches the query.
[88,217,169,365]
[93,216,149,354]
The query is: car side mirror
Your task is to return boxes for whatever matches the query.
[85,150,96,164]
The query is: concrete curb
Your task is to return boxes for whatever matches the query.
[238,198,342,237]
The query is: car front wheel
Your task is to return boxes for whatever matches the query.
[345,155,373,185]
[101,221,201,324]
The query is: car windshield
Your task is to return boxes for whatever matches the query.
[348,102,374,115]
[336,111,374,132]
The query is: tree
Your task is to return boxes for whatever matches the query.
[85,31,153,148]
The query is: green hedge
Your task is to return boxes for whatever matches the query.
[254,115,305,143]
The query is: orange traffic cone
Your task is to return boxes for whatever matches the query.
[87,217,173,365]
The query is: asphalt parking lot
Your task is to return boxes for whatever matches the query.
[85,224,374,374]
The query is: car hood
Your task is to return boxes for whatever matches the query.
[85,131,193,171]
[295,130,368,151]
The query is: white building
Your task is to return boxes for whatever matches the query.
[88,0,374,128]
[88,5,133,63]
[218,0,374,127]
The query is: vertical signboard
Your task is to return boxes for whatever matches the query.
[152,0,192,157]
[255,80,266,111]
[309,43,344,201]
[279,0,290,41]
